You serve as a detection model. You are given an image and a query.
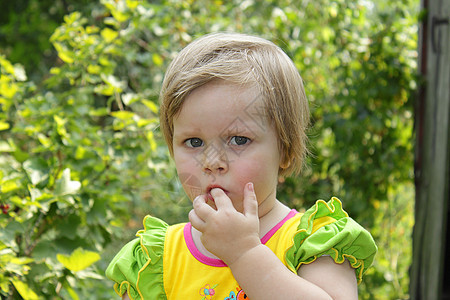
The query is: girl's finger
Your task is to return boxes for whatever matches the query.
[188,209,206,232]
[210,188,234,210]
[243,182,258,218]
[193,195,216,219]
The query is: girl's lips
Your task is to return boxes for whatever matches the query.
[206,192,215,203]
[206,185,227,194]
[206,185,228,203]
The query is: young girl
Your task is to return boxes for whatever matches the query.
[106,33,377,300]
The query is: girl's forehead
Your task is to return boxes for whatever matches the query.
[180,81,262,112]
[173,81,272,132]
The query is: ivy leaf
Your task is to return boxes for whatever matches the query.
[54,168,81,196]
[56,247,100,272]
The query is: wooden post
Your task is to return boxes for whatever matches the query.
[411,0,450,298]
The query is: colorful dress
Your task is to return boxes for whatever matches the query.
[106,197,377,299]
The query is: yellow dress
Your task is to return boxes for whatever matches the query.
[106,198,377,300]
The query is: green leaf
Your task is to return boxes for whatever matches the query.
[146,131,157,152]
[0,82,18,98]
[94,84,115,96]
[13,148,29,163]
[142,99,159,113]
[37,133,51,148]
[64,283,80,300]
[56,248,100,272]
[1,179,19,193]
[101,74,125,91]
[11,280,39,300]
[0,55,15,74]
[23,159,49,186]
[88,107,108,117]
[0,121,10,131]
[152,53,163,66]
[121,93,138,105]
[101,28,119,42]
[53,43,75,64]
[0,140,14,152]
[55,168,81,196]
[111,110,135,120]
[87,64,101,74]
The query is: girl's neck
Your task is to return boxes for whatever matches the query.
[258,200,291,237]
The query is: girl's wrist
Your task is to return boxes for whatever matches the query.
[227,243,266,269]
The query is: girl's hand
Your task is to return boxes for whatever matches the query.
[189,182,261,266]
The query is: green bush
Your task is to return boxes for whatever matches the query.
[0,0,417,298]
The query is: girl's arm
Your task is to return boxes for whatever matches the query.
[189,183,358,300]
[229,245,357,300]
[297,256,358,299]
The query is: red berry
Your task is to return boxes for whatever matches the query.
[1,203,9,214]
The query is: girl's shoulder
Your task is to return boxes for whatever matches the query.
[285,197,378,284]
[105,215,174,300]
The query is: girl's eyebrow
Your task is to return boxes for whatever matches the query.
[174,127,203,137]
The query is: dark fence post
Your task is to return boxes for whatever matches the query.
[411,0,450,299]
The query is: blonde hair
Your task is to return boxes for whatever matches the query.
[159,32,309,176]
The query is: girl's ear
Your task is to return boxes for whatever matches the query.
[279,153,291,169]
[280,160,290,169]
[278,145,291,171]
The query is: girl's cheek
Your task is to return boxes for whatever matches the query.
[179,172,202,196]
[233,161,261,187]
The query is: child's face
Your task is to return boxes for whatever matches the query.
[172,80,283,215]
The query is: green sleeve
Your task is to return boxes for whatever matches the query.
[285,197,378,284]
[106,216,168,299]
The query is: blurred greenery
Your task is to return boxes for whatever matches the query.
[0,0,417,299]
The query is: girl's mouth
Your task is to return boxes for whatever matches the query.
[205,185,227,203]
[206,192,215,203]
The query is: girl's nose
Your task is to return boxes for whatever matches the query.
[200,143,229,174]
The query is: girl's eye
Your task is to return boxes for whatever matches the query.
[185,138,204,148]
[230,136,250,146]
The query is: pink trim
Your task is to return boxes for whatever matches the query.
[183,209,298,267]
[184,223,228,267]
[260,209,297,244]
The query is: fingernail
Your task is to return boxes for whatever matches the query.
[247,182,254,192]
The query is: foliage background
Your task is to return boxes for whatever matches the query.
[0,0,417,299]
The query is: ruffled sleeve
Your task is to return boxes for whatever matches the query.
[285,197,377,284]
[106,216,168,299]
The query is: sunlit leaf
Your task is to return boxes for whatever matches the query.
[101,28,119,42]
[57,248,100,272]
[87,64,102,74]
[1,179,19,193]
[111,110,135,120]
[142,99,159,113]
[54,168,81,196]
[152,53,163,66]
[23,159,49,186]
[11,280,39,300]
[0,140,14,152]
[0,121,10,131]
